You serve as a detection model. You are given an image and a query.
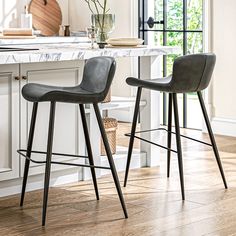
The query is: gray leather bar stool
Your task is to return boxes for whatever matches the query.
[18,56,128,226]
[124,53,227,200]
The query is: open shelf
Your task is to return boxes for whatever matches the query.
[100,146,146,175]
[100,96,146,111]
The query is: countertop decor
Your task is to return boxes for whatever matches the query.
[29,0,62,36]
[84,0,114,48]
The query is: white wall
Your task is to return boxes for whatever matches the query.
[69,0,136,97]
[210,0,236,136]
[69,0,133,36]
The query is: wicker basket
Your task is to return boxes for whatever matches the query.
[102,89,111,103]
[101,117,118,156]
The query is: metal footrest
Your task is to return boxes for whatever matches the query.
[125,127,212,153]
[17,149,111,170]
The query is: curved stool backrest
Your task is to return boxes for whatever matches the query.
[171,53,216,93]
[80,56,116,102]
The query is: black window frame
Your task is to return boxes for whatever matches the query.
[138,0,204,128]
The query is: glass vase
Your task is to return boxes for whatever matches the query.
[91,14,115,48]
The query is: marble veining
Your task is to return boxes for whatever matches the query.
[0,43,180,65]
[0,37,89,45]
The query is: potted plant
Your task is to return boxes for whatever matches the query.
[84,0,115,48]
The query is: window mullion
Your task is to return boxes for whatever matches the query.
[183,0,188,128]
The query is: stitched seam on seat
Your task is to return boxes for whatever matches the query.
[196,55,207,91]
[40,90,96,101]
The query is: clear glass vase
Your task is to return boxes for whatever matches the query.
[91,14,115,48]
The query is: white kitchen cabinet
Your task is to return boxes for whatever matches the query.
[0,64,20,181]
[20,61,86,177]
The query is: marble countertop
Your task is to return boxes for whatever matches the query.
[0,42,180,65]
[0,36,89,45]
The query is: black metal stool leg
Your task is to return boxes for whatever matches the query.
[79,104,99,200]
[124,87,142,187]
[42,102,56,226]
[197,91,228,189]
[167,93,173,178]
[173,94,185,200]
[93,103,128,219]
[20,102,38,207]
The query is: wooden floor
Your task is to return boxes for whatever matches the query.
[1,128,236,235]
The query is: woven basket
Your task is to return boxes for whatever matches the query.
[102,89,111,103]
[101,117,118,156]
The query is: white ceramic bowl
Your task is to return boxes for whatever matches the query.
[106,38,144,46]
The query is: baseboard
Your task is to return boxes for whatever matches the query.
[0,170,82,198]
[211,117,236,137]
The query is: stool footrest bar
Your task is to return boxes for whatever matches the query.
[18,149,89,159]
[17,150,110,170]
[125,128,212,147]
[130,135,178,153]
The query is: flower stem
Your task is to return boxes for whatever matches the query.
[85,0,95,14]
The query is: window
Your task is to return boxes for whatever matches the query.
[139,0,204,129]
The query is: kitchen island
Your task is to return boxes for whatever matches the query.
[0,41,179,197]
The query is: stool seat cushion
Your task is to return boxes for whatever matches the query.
[126,76,173,92]
[126,53,216,93]
[21,56,116,104]
[22,83,101,103]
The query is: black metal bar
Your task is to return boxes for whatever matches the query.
[125,128,212,147]
[93,103,128,219]
[163,0,167,34]
[183,93,188,128]
[183,0,188,128]
[162,0,168,126]
[18,149,88,159]
[131,135,177,153]
[167,93,172,177]
[163,93,167,125]
[17,150,111,170]
[183,0,188,55]
[124,87,142,187]
[197,92,228,189]
[20,102,38,207]
[51,161,110,170]
[173,93,185,200]
[139,29,203,33]
[79,104,99,200]
[138,0,141,37]
[142,0,145,41]
[42,101,56,226]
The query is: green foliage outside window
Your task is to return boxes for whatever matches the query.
[154,0,203,75]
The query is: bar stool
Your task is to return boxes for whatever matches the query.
[124,53,227,200]
[18,56,128,226]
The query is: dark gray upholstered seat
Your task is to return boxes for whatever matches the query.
[126,53,216,93]
[22,56,116,103]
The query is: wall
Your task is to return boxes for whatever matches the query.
[69,0,136,97]
[210,0,236,136]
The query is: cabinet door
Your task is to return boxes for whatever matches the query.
[20,61,85,176]
[0,64,20,181]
